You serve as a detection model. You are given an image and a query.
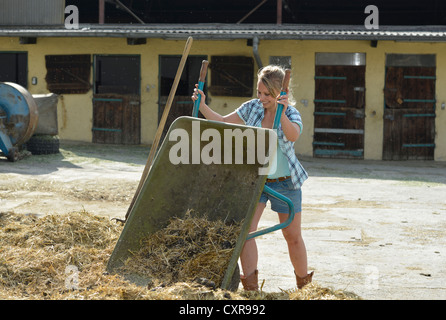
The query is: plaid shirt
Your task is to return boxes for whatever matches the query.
[236,99,308,189]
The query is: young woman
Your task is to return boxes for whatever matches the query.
[191,65,312,290]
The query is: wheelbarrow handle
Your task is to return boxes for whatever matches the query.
[273,69,291,129]
[192,60,209,118]
[246,185,295,240]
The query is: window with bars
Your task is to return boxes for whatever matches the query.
[269,56,291,69]
[45,54,91,94]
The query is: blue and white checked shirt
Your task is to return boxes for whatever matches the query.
[236,99,308,189]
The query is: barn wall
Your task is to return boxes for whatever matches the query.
[0,36,445,160]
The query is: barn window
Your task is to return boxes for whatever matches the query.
[94,55,140,95]
[209,56,254,97]
[269,56,291,69]
[45,54,91,94]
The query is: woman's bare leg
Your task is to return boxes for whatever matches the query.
[240,202,266,277]
[278,211,308,277]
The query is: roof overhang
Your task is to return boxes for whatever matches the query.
[1,24,446,42]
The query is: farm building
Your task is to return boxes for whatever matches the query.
[0,0,445,161]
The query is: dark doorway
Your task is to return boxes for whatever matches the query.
[92,55,141,144]
[0,52,27,88]
[158,55,207,140]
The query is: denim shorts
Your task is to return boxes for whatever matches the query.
[259,178,302,213]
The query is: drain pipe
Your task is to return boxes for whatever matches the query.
[252,36,263,69]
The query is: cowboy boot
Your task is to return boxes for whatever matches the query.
[240,269,259,291]
[295,271,314,289]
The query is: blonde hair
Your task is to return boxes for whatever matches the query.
[257,65,295,105]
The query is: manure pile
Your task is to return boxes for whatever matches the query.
[118,210,240,287]
[0,210,360,300]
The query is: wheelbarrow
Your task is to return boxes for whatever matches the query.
[107,65,295,291]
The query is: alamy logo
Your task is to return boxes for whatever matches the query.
[64,265,79,290]
[364,265,379,290]
[364,5,379,30]
[168,121,277,175]
[65,5,79,29]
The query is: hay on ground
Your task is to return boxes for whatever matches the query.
[0,210,361,300]
[119,210,241,287]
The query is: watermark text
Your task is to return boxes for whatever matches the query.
[364,5,379,30]
[65,5,79,29]
[168,121,277,175]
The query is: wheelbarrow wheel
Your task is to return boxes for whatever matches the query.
[226,263,241,292]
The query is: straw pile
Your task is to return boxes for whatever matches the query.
[119,210,240,287]
[0,210,125,299]
[0,210,360,300]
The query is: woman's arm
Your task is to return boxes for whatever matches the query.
[281,114,301,142]
[192,86,244,125]
[277,94,301,142]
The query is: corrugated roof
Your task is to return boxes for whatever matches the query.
[0,0,64,26]
[1,24,446,41]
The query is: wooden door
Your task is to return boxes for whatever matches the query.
[383,66,436,160]
[313,65,365,159]
[92,94,140,144]
[92,55,140,144]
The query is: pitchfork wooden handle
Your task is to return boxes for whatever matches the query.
[198,60,209,83]
[281,69,291,93]
[121,36,194,222]
[273,69,291,129]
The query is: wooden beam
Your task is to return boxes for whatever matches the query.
[99,0,105,24]
[237,0,268,24]
[277,0,282,25]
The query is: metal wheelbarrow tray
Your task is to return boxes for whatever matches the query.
[107,116,278,290]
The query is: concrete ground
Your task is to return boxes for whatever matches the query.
[256,156,446,300]
[1,142,445,299]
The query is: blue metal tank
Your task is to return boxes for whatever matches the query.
[0,82,39,161]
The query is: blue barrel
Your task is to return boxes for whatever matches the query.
[0,82,39,159]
